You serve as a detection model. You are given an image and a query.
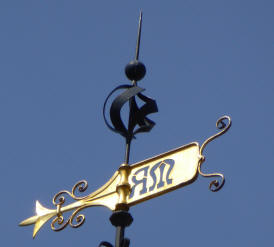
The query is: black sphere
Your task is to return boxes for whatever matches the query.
[125,60,146,81]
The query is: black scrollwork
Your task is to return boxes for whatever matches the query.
[103,85,158,143]
[198,115,232,192]
[103,11,157,167]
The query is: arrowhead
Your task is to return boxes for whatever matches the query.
[19,215,39,226]
[19,201,56,238]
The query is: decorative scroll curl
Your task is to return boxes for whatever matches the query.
[51,180,89,232]
[198,115,232,192]
[103,85,158,142]
[53,180,89,206]
[51,206,86,232]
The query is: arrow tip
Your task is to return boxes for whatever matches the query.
[19,200,56,238]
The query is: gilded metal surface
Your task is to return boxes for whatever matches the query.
[19,142,201,237]
[20,115,232,238]
[116,164,131,210]
[19,172,120,238]
[198,115,232,192]
[127,143,200,206]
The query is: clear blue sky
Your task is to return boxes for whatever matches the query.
[1,1,274,246]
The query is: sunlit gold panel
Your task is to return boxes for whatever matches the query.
[127,142,200,206]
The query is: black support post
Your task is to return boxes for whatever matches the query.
[110,211,133,247]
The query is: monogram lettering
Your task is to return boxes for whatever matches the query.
[129,159,175,199]
[130,166,149,198]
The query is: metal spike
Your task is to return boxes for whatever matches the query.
[135,11,143,61]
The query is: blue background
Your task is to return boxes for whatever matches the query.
[1,1,274,246]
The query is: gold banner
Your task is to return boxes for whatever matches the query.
[128,142,200,206]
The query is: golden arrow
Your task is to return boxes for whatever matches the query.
[20,116,231,238]
[19,170,120,238]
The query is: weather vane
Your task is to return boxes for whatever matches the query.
[19,11,232,247]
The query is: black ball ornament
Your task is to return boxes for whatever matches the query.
[125,60,146,82]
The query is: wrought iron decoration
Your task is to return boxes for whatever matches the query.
[19,11,232,247]
[103,11,158,166]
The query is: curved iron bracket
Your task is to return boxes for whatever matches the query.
[198,115,232,192]
[103,84,158,143]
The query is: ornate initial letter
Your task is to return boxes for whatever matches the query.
[129,166,149,198]
[149,159,174,192]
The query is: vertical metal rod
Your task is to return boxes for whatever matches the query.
[135,11,143,61]
[115,226,124,247]
[124,140,131,165]
[113,12,142,247]
[124,11,143,165]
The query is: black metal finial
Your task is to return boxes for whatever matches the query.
[125,11,146,82]
[103,11,158,165]
[135,11,142,61]
[125,60,146,82]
